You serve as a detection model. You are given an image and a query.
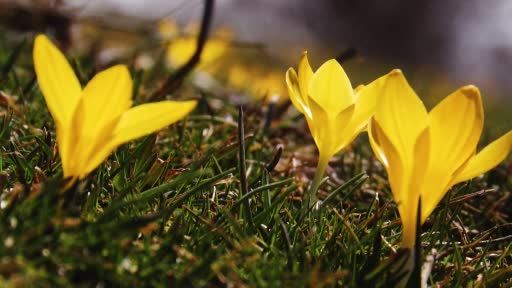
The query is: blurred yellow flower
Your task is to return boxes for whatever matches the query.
[164,24,288,104]
[166,28,232,69]
[33,35,197,180]
[227,64,252,89]
[157,19,179,40]
[286,52,383,203]
[255,72,288,103]
[368,69,512,248]
[235,69,287,103]
[166,37,231,69]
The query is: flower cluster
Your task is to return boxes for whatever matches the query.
[30,34,512,283]
[286,55,512,248]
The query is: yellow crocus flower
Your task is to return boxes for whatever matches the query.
[250,72,288,103]
[157,19,179,40]
[368,69,512,248]
[166,27,233,69]
[227,64,288,104]
[166,36,230,69]
[285,52,384,204]
[33,35,197,180]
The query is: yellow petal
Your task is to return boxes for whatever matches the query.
[349,73,384,131]
[408,128,433,223]
[285,68,308,116]
[111,100,198,146]
[307,98,354,159]
[78,100,197,178]
[421,86,483,219]
[75,65,133,129]
[308,59,354,116]
[286,53,314,118]
[166,37,195,67]
[297,52,313,106]
[368,118,387,167]
[354,84,365,93]
[369,118,417,248]
[339,72,386,143]
[369,70,428,248]
[305,97,329,155]
[306,95,354,156]
[200,39,230,65]
[401,197,419,249]
[452,130,512,184]
[33,34,82,126]
[75,121,119,179]
[33,34,82,174]
[428,85,483,175]
[411,128,430,228]
[69,65,133,177]
[167,37,228,68]
[263,73,287,104]
[158,19,178,39]
[374,69,428,172]
[368,119,405,204]
[332,104,356,153]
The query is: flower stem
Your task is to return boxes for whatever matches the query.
[394,248,415,288]
[305,155,329,208]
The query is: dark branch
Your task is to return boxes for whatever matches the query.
[149,0,215,101]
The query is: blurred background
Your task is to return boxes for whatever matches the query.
[0,0,510,136]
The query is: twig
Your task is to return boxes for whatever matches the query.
[148,0,215,101]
